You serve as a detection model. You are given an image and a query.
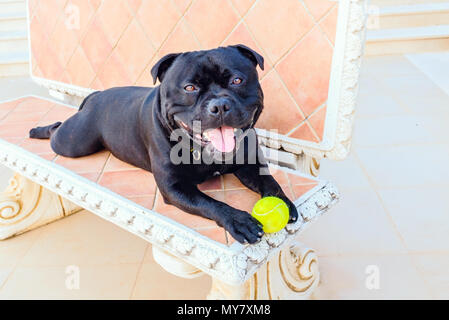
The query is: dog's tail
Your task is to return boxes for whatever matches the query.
[29,122,62,139]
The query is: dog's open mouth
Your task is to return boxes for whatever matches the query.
[177,119,237,152]
[174,118,252,154]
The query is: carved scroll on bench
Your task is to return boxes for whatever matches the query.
[0,173,81,240]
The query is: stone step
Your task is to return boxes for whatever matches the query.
[0,51,29,77]
[0,0,26,15]
[0,12,27,32]
[369,3,449,29]
[371,0,449,6]
[0,30,28,53]
[366,25,449,55]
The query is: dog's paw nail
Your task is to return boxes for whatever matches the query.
[258,232,263,236]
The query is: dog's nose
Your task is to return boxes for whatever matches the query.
[207,98,231,116]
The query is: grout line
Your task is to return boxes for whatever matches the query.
[285,102,327,138]
[128,243,149,299]
[352,149,411,251]
[133,0,196,86]
[95,152,112,183]
[351,149,436,297]
[0,97,27,123]
[0,227,47,292]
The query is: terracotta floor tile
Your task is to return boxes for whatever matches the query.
[203,190,225,203]
[175,211,217,230]
[153,190,185,215]
[288,173,317,185]
[54,150,110,174]
[257,71,304,134]
[198,176,223,192]
[223,174,246,190]
[276,27,333,117]
[303,0,336,21]
[115,19,155,83]
[98,169,157,197]
[2,137,24,145]
[0,121,39,139]
[245,0,314,63]
[288,121,319,142]
[221,22,271,79]
[319,5,338,45]
[3,101,53,123]
[0,99,23,115]
[126,195,156,210]
[308,105,327,141]
[126,0,142,13]
[38,105,77,125]
[225,189,261,213]
[197,227,227,245]
[230,0,255,16]
[80,16,113,73]
[137,0,181,49]
[0,109,11,120]
[185,0,240,48]
[79,172,101,183]
[97,0,132,46]
[97,51,132,89]
[104,154,138,172]
[291,183,318,199]
[66,47,96,88]
[269,167,289,185]
[14,97,53,111]
[157,19,201,58]
[280,183,294,200]
[19,137,53,154]
[153,190,219,230]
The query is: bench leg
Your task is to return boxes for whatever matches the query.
[298,155,320,177]
[0,173,82,240]
[207,242,320,300]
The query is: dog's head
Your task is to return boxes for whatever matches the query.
[151,45,264,156]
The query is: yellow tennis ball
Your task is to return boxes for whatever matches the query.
[251,197,289,233]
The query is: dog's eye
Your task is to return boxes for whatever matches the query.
[232,77,243,85]
[184,85,197,92]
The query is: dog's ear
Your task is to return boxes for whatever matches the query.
[232,44,264,71]
[151,53,181,84]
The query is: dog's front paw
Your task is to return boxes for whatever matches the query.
[288,201,299,223]
[222,210,264,244]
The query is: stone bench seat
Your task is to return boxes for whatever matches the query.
[0,96,339,297]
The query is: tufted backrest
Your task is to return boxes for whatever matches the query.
[27,0,367,160]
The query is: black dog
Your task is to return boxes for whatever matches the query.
[30,45,298,244]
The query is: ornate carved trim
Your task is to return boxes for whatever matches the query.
[0,138,338,284]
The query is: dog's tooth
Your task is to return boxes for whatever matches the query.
[234,128,237,133]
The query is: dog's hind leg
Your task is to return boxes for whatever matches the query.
[29,122,62,139]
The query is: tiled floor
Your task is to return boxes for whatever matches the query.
[1,52,449,299]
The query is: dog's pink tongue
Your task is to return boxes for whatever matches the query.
[208,126,235,153]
